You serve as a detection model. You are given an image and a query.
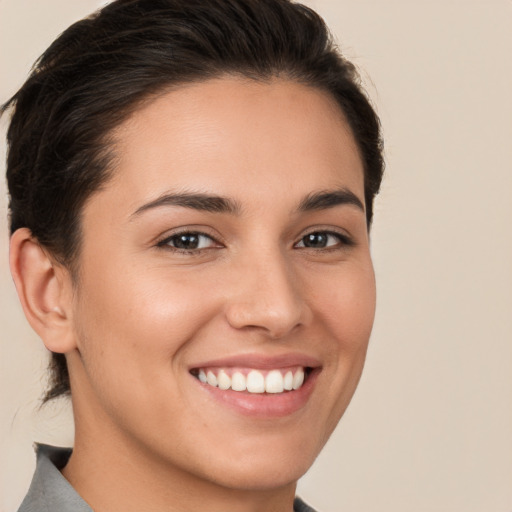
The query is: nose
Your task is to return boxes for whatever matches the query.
[224,252,310,339]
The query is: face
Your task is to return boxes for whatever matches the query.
[67,77,376,491]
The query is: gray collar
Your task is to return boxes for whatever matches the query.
[18,444,92,512]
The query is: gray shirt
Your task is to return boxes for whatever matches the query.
[18,444,316,512]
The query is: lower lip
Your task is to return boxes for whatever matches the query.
[194,369,320,418]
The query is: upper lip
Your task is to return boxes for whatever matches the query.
[189,353,321,371]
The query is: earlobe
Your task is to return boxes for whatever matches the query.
[9,228,76,354]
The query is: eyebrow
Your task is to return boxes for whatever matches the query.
[130,192,242,218]
[297,188,365,213]
[130,187,364,219]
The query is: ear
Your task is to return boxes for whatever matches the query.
[9,228,77,354]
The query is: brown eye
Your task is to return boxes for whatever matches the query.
[295,231,352,249]
[301,233,330,248]
[159,232,218,251]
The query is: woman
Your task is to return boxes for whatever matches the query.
[3,0,383,510]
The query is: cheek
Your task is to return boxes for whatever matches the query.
[79,261,215,336]
[332,261,376,383]
[306,260,375,430]
[72,266,221,396]
[70,268,226,448]
[308,259,376,348]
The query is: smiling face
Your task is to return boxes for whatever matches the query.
[63,77,376,502]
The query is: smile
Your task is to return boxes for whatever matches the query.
[192,367,309,394]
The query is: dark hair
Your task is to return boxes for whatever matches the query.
[2,0,384,402]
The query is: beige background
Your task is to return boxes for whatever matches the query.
[1,1,511,511]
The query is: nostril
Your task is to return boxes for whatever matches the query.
[224,298,305,337]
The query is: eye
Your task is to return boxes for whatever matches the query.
[295,231,352,249]
[158,231,219,251]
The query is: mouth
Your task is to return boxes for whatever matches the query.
[190,366,313,394]
[188,354,321,417]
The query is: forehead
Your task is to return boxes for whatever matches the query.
[96,77,365,214]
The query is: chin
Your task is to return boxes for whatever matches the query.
[191,427,326,492]
[203,453,314,492]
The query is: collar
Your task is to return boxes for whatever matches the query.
[18,444,92,512]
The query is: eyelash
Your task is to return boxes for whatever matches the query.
[156,230,220,254]
[156,229,354,255]
[295,230,354,250]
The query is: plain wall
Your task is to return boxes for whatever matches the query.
[1,1,511,511]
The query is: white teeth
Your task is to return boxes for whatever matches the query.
[206,371,218,387]
[265,370,284,393]
[292,368,305,390]
[217,369,231,390]
[246,370,265,393]
[196,367,308,393]
[284,371,293,391]
[231,371,246,391]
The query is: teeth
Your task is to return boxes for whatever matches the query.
[284,371,293,391]
[196,367,308,394]
[231,372,246,391]
[206,371,218,387]
[246,370,265,393]
[217,369,231,390]
[265,370,284,393]
[292,368,304,390]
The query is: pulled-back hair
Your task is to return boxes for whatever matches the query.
[2,0,384,402]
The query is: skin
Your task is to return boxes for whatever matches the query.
[11,77,376,512]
